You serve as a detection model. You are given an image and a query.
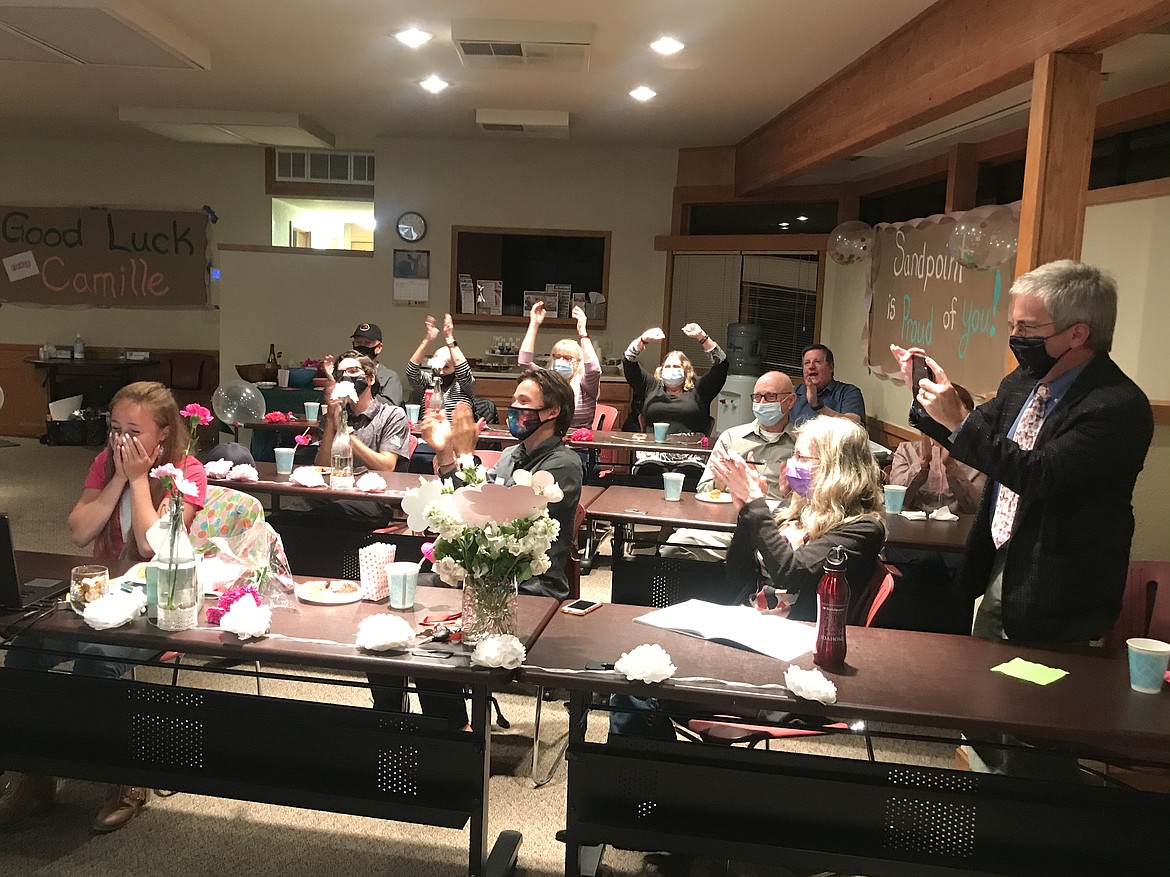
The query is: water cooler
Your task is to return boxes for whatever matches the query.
[715,323,762,435]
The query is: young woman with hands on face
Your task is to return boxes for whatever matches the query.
[712,416,884,623]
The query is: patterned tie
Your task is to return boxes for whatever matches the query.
[990,383,1050,548]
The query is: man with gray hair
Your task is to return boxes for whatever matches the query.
[894,260,1152,646]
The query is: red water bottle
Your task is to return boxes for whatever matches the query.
[813,545,849,670]
[423,387,433,411]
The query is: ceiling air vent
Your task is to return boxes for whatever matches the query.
[452,19,591,72]
[476,109,570,139]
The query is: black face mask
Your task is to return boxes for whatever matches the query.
[346,376,370,397]
[507,406,547,440]
[1009,334,1062,379]
[352,345,378,359]
[439,372,456,387]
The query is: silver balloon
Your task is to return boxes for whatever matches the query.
[947,206,1017,271]
[211,381,266,426]
[828,221,876,266]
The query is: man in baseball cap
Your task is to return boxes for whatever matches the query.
[350,321,403,407]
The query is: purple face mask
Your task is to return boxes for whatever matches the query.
[785,457,815,497]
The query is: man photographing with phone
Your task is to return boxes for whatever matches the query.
[891,259,1152,650]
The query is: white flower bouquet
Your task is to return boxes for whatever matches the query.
[401,466,562,642]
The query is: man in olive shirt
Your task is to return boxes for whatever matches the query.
[663,371,796,561]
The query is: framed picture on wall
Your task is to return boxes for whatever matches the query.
[393,249,430,279]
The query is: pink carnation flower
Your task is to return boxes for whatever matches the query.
[179,403,213,426]
[206,584,262,625]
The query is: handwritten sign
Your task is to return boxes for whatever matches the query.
[0,206,208,308]
[866,210,1016,397]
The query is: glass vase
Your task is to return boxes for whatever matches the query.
[461,574,518,645]
[155,501,199,632]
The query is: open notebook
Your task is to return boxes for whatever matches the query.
[634,599,816,662]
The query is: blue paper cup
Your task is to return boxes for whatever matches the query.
[144,563,159,621]
[274,447,295,475]
[386,561,419,610]
[303,401,320,422]
[883,485,907,513]
[1127,638,1170,694]
[663,472,685,502]
[652,422,669,442]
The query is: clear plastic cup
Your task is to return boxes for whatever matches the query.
[652,422,669,442]
[405,404,421,424]
[70,564,110,605]
[663,472,685,501]
[303,401,320,422]
[386,561,420,610]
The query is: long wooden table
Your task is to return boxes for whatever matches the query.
[1,551,557,877]
[520,603,1170,877]
[208,462,429,512]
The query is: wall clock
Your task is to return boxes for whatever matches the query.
[396,211,427,242]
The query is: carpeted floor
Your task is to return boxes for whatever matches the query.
[0,437,953,876]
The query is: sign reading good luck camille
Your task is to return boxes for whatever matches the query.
[0,206,209,309]
[866,209,1016,399]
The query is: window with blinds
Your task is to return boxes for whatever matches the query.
[667,252,820,378]
[740,254,820,379]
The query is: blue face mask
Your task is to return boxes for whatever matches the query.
[785,457,815,497]
[552,360,574,377]
[752,401,784,427]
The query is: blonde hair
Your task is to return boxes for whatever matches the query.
[551,339,583,380]
[654,350,696,392]
[779,417,885,541]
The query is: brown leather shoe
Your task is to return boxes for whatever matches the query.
[92,785,150,833]
[0,773,56,824]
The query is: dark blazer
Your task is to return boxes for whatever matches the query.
[725,499,885,623]
[918,354,1153,643]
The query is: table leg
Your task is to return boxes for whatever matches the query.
[563,689,605,877]
[469,684,524,877]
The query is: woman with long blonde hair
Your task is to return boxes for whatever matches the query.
[713,416,885,622]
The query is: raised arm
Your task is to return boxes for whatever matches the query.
[682,323,729,404]
[623,327,665,399]
[519,301,546,368]
[410,315,440,366]
[443,313,468,367]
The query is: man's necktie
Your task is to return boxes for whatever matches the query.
[990,383,1050,549]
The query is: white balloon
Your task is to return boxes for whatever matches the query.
[828,221,876,266]
[211,382,266,426]
[947,206,1017,271]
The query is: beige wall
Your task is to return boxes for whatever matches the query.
[219,138,676,373]
[820,197,1170,559]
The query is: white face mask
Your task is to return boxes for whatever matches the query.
[661,367,685,387]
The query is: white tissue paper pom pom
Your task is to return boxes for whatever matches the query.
[614,643,676,683]
[289,467,326,487]
[204,458,233,478]
[220,599,272,640]
[355,614,415,651]
[784,665,837,704]
[83,587,147,630]
[470,634,526,669]
[227,464,259,482]
[332,381,358,403]
[355,471,387,493]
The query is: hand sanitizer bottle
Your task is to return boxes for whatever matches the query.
[73,334,85,360]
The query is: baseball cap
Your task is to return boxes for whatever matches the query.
[351,322,382,342]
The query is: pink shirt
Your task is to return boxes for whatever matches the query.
[84,450,207,557]
[517,350,602,428]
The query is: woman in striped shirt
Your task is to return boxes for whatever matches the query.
[518,302,601,429]
[406,313,475,415]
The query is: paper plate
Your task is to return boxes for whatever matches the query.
[295,580,363,605]
[694,491,733,504]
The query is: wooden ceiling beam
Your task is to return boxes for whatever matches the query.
[734,0,1170,195]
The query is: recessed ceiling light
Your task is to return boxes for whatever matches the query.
[796,215,809,222]
[420,75,449,94]
[396,28,432,48]
[778,222,790,228]
[650,36,684,55]
[629,86,656,102]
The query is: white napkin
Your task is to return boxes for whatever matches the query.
[355,471,387,493]
[204,458,233,478]
[929,506,959,521]
[198,556,245,595]
[289,467,326,487]
[899,510,927,521]
[355,614,414,651]
[470,634,526,669]
[83,587,147,630]
[227,464,259,482]
[614,643,676,683]
[784,665,837,704]
[219,599,271,640]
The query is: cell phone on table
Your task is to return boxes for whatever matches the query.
[911,354,935,391]
[561,599,603,616]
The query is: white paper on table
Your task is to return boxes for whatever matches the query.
[634,599,816,662]
[394,277,429,303]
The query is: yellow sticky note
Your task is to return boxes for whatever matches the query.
[990,657,1068,685]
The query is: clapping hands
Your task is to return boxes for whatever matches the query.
[710,448,767,508]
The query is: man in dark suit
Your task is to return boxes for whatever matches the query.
[893,260,1153,646]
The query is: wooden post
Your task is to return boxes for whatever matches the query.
[945,143,979,213]
[1015,52,1102,275]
